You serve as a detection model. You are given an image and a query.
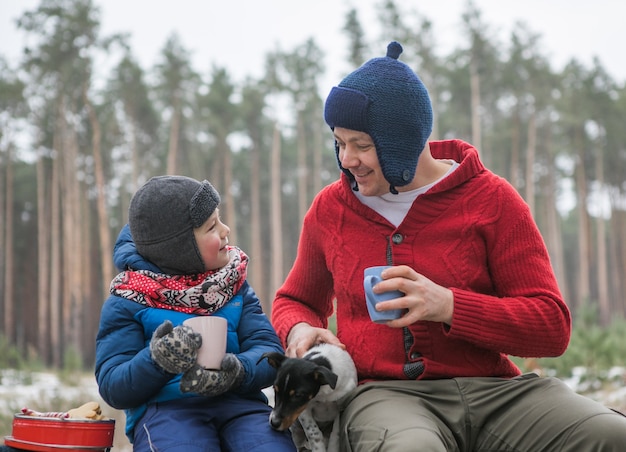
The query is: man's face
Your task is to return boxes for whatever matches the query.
[334,127,388,196]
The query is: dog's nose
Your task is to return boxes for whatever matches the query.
[269,414,284,430]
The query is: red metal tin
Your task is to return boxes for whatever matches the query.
[4,414,115,451]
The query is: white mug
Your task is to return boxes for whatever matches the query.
[183,316,228,369]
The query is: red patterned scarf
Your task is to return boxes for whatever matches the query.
[110,246,248,315]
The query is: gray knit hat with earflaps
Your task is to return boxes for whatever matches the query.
[324,41,433,193]
[129,175,220,275]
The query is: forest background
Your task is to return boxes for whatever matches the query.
[0,0,625,384]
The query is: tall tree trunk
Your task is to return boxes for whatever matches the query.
[210,150,223,201]
[220,138,237,246]
[469,58,482,152]
[59,115,72,357]
[83,85,114,288]
[166,103,181,174]
[524,110,537,216]
[61,125,83,359]
[312,115,323,195]
[612,210,626,318]
[249,133,267,312]
[128,115,140,193]
[542,126,568,303]
[573,127,591,309]
[81,178,97,364]
[0,144,4,338]
[125,116,139,226]
[3,143,15,343]
[297,112,308,230]
[426,75,440,142]
[544,172,568,301]
[510,110,520,190]
[593,139,609,325]
[270,124,283,304]
[36,151,51,363]
[50,106,63,367]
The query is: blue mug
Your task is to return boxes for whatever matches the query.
[363,266,404,323]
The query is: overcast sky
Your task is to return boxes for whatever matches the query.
[1,0,625,92]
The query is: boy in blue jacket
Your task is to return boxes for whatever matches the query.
[95,175,295,451]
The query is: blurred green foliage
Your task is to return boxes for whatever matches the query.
[512,305,626,385]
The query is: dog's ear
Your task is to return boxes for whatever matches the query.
[257,351,287,368]
[313,366,339,389]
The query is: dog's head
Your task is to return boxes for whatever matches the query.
[258,351,338,431]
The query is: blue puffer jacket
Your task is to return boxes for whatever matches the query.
[95,225,282,439]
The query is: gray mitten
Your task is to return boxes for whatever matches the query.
[180,353,245,397]
[149,320,202,374]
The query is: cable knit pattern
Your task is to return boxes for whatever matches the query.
[272,139,571,382]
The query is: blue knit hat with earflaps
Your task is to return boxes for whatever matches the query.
[324,41,433,193]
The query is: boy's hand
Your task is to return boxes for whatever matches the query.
[180,353,245,397]
[150,320,202,374]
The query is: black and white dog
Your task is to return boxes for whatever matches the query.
[259,343,358,452]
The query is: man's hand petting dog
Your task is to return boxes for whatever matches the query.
[259,343,357,452]
[286,323,345,358]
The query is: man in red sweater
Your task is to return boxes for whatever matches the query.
[271,41,626,450]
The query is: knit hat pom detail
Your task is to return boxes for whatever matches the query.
[386,41,402,60]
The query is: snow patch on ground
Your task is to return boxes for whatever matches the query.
[0,369,99,413]
[0,369,131,451]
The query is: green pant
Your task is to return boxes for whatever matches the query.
[339,374,626,451]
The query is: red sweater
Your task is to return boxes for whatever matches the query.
[272,139,571,382]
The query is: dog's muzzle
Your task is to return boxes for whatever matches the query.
[269,410,300,431]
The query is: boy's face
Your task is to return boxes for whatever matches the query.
[334,127,388,196]
[193,208,231,271]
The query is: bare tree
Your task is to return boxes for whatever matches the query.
[270,124,284,300]
[2,142,15,343]
[83,82,114,286]
[241,81,269,311]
